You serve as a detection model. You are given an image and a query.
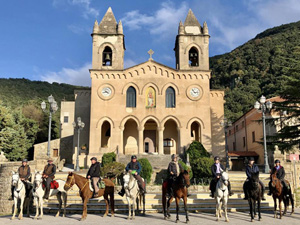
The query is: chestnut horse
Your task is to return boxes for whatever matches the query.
[270,171,294,219]
[64,172,115,221]
[162,170,190,223]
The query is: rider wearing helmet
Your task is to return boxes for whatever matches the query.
[86,157,101,198]
[118,155,146,196]
[167,154,183,197]
[268,159,288,195]
[209,156,233,198]
[243,157,266,200]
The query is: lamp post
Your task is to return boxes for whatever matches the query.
[221,118,232,170]
[254,95,273,173]
[41,95,58,157]
[73,117,85,172]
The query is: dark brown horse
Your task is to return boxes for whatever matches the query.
[162,170,190,223]
[270,171,294,219]
[64,172,115,221]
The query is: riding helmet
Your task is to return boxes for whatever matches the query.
[90,157,97,161]
[248,157,255,162]
[275,159,280,164]
[131,155,137,160]
[22,159,28,163]
[214,156,220,161]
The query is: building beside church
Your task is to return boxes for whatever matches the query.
[36,7,226,168]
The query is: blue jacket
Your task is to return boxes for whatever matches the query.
[126,161,142,175]
[246,164,259,179]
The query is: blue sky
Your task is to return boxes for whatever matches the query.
[0,0,300,86]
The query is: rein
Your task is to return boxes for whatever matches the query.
[125,175,137,192]
[13,177,24,193]
[65,174,89,192]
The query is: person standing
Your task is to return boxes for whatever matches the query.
[42,158,56,200]
[86,157,101,198]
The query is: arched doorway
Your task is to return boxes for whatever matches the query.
[143,119,158,153]
[191,121,201,142]
[123,119,138,154]
[101,121,111,148]
[163,119,178,154]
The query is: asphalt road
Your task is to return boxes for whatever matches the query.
[1,209,300,225]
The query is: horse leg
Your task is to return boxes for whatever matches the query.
[11,196,17,220]
[81,198,88,221]
[26,196,30,217]
[34,197,39,219]
[290,194,294,215]
[63,192,67,217]
[175,197,180,223]
[126,196,131,220]
[110,193,115,217]
[258,199,261,221]
[132,197,136,220]
[216,197,220,221]
[273,197,277,218]
[167,197,173,218]
[283,197,287,215]
[249,199,254,222]
[183,196,189,223]
[279,199,282,219]
[103,194,109,217]
[143,194,145,215]
[18,197,24,220]
[162,192,167,219]
[55,192,62,217]
[224,197,229,222]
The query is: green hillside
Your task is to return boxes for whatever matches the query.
[210,21,300,121]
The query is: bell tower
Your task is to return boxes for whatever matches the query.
[174,9,209,70]
[91,7,125,70]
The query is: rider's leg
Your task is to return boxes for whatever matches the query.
[43,177,52,199]
[267,181,272,195]
[209,179,215,198]
[227,180,234,196]
[167,178,173,197]
[118,178,125,197]
[92,177,99,197]
[9,185,14,200]
[259,180,266,200]
[243,181,248,200]
[135,175,146,193]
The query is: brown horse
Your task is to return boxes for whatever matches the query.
[270,171,294,219]
[162,170,190,223]
[64,172,115,221]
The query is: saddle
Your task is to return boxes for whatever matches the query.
[42,180,59,189]
[88,179,105,191]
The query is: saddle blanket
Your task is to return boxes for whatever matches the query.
[88,179,105,191]
[43,180,59,189]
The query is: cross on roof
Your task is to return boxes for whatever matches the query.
[148,49,154,60]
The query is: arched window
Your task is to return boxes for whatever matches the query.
[102,46,112,66]
[189,47,198,67]
[126,86,136,107]
[166,87,175,108]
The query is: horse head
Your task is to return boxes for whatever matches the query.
[271,170,279,188]
[64,172,75,191]
[11,171,19,187]
[180,170,190,188]
[123,171,134,190]
[250,171,260,188]
[34,170,44,188]
[220,171,229,186]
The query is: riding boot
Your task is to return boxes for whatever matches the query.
[118,187,125,197]
[43,187,50,200]
[228,181,234,196]
[267,181,272,196]
[8,186,14,200]
[243,182,248,200]
[260,181,266,200]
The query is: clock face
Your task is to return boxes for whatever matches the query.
[190,87,200,97]
[101,87,112,97]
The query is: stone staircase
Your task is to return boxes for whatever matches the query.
[40,171,275,214]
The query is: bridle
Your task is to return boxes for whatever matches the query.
[34,174,43,190]
[65,174,74,189]
[12,175,23,193]
[124,173,137,192]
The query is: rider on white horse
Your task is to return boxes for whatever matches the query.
[243,157,266,200]
[209,156,233,198]
[42,158,56,199]
[9,159,31,200]
[119,155,146,196]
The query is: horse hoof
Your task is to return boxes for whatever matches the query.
[132,217,135,220]
[111,214,115,218]
[186,220,190,224]
[127,217,131,220]
[11,217,15,220]
[103,214,107,217]
[175,220,179,223]
[225,219,229,222]
[216,218,219,221]
[80,218,86,221]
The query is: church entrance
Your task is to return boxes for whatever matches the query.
[123,119,138,154]
[163,119,178,154]
[143,119,158,153]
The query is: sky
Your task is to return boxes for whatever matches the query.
[0,0,300,86]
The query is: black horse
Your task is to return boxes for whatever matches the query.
[244,172,262,222]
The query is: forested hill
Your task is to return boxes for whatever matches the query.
[0,78,85,107]
[210,20,300,121]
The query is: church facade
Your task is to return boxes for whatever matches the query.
[59,7,225,167]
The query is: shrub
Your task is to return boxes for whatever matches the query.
[178,160,193,179]
[101,152,116,167]
[191,157,214,178]
[101,161,125,178]
[138,158,153,184]
[186,141,210,164]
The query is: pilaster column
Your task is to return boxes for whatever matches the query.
[177,127,181,154]
[119,126,124,154]
[158,127,165,155]
[138,126,144,154]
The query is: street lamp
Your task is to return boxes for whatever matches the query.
[254,95,273,173]
[73,117,85,171]
[41,95,58,157]
[220,118,232,170]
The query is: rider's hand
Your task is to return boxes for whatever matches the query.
[87,175,91,179]
[129,170,132,173]
[170,172,174,175]
[135,172,138,175]
[217,176,220,178]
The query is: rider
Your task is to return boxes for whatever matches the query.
[86,157,101,198]
[243,157,266,200]
[268,159,288,195]
[118,155,146,196]
[9,159,31,200]
[209,156,233,198]
[42,158,56,200]
[167,154,183,197]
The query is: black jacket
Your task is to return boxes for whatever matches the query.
[211,163,225,178]
[271,166,285,180]
[246,164,259,179]
[168,162,183,177]
[87,162,101,178]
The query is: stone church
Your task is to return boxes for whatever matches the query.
[56,7,225,167]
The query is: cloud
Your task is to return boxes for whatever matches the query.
[40,63,91,86]
[68,24,90,34]
[121,1,189,39]
[124,59,137,69]
[53,0,99,19]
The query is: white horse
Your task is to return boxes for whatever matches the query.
[215,170,229,222]
[123,172,145,220]
[11,172,31,220]
[32,171,67,219]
